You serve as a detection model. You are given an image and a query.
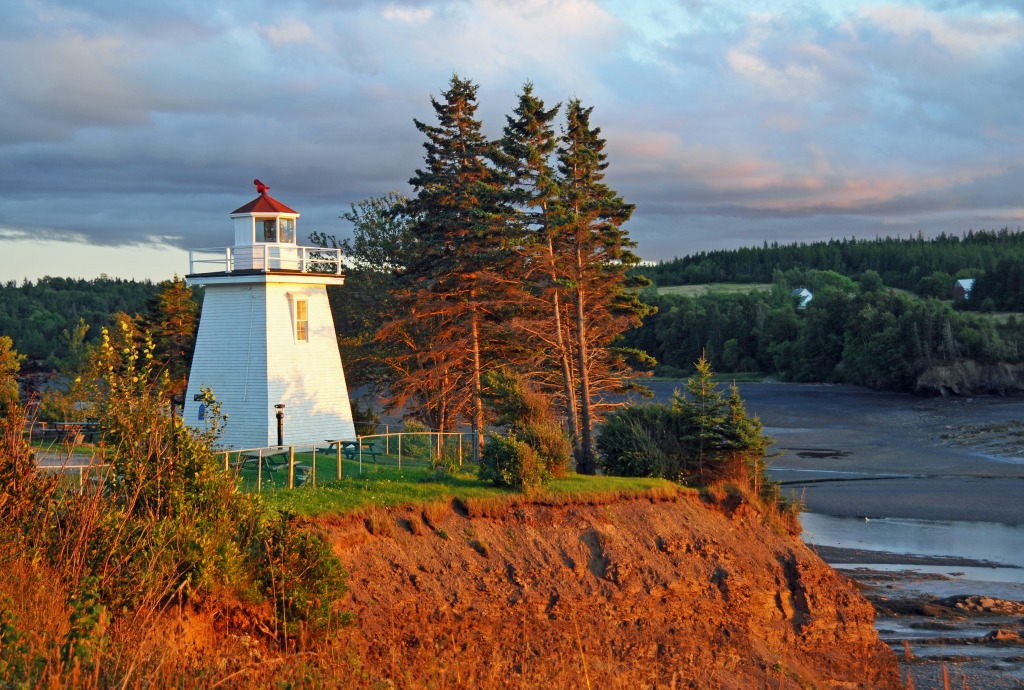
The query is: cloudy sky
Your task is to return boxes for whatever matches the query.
[2,0,1023,283]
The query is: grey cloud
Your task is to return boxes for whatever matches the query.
[3,0,1024,282]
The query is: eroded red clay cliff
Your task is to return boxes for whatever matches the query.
[317,492,902,689]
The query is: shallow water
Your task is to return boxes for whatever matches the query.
[800,513,1024,570]
[801,512,1024,600]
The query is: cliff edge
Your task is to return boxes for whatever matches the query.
[318,491,902,689]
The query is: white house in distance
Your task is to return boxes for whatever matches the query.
[183,180,356,449]
[792,288,813,309]
[953,278,975,300]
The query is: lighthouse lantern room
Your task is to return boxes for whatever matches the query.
[183,180,356,449]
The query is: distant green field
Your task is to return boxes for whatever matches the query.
[984,312,1024,325]
[657,283,773,297]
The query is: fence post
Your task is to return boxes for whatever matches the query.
[223,451,229,471]
[257,448,263,493]
[288,446,295,489]
[311,446,317,487]
[336,441,343,481]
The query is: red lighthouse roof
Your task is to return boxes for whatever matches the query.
[231,179,298,215]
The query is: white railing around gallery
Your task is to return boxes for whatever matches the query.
[188,245,344,275]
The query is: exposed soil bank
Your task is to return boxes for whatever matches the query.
[318,493,901,689]
[916,360,1024,396]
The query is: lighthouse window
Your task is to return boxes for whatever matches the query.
[262,219,277,242]
[280,218,295,244]
[295,299,308,341]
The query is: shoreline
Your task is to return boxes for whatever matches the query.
[809,544,1020,569]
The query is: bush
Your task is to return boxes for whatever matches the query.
[351,398,380,436]
[478,432,547,492]
[400,419,432,460]
[0,325,352,683]
[480,369,571,484]
[246,512,350,638]
[598,357,772,492]
[597,403,685,480]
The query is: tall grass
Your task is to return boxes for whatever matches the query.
[0,328,350,687]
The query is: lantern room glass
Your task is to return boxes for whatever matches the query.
[280,218,295,244]
[257,218,296,244]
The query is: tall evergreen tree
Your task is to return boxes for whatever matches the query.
[498,85,583,452]
[395,75,515,458]
[553,100,654,473]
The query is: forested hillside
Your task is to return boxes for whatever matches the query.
[641,229,1024,311]
[624,269,1024,393]
[0,277,163,369]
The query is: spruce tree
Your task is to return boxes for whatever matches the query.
[553,100,654,473]
[498,85,582,453]
[398,75,515,458]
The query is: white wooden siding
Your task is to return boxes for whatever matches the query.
[184,277,355,449]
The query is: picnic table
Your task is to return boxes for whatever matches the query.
[52,420,100,443]
[233,450,288,473]
[233,450,310,486]
[324,439,384,461]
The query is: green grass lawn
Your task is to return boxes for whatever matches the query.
[231,450,678,517]
[656,283,773,297]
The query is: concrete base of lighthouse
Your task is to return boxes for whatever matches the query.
[183,272,356,450]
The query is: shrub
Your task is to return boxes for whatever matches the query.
[350,398,380,436]
[247,512,350,639]
[481,369,571,483]
[400,419,432,460]
[598,357,773,494]
[0,325,353,682]
[478,432,547,492]
[597,403,684,480]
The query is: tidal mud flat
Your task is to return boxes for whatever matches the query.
[647,381,1024,688]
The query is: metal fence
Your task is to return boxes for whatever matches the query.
[33,430,469,494]
[219,431,469,492]
[37,461,111,492]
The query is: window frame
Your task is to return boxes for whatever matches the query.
[295,299,308,342]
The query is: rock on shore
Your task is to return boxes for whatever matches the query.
[317,491,902,688]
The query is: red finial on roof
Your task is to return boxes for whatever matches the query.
[254,179,270,196]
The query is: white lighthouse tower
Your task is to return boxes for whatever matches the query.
[183,180,356,449]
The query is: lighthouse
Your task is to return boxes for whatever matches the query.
[183,180,356,449]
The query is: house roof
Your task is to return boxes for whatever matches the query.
[231,194,298,215]
[792,287,813,307]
